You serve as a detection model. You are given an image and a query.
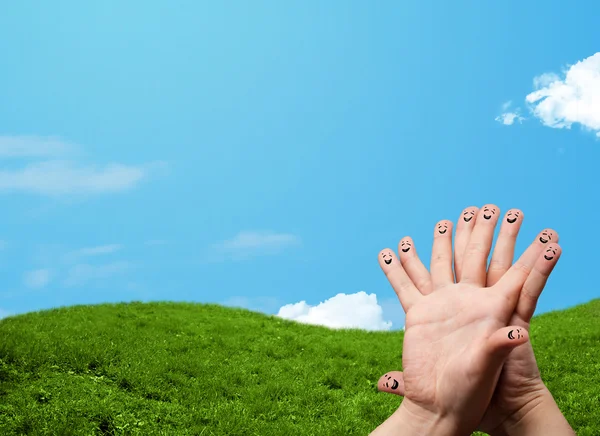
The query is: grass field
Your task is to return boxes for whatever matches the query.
[0,298,598,435]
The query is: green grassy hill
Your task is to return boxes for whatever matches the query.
[0,299,598,435]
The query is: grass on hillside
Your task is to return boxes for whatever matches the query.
[0,298,598,435]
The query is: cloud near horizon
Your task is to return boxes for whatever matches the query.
[496,52,600,137]
[276,291,393,331]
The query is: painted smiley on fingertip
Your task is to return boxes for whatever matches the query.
[539,230,554,244]
[544,247,557,261]
[508,328,522,340]
[437,222,449,234]
[400,240,412,253]
[483,206,497,220]
[506,210,521,224]
[463,208,476,223]
[381,251,394,265]
[383,374,399,390]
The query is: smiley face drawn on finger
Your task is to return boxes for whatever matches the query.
[381,251,394,265]
[400,240,412,253]
[508,328,522,340]
[383,374,399,390]
[437,221,449,234]
[506,209,521,224]
[544,247,557,261]
[539,230,554,244]
[483,206,497,220]
[463,208,476,223]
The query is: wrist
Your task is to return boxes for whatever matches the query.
[370,399,469,436]
[491,387,575,436]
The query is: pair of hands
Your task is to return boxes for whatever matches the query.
[371,205,574,435]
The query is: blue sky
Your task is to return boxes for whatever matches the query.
[0,2,597,331]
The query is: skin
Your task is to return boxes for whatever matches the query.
[376,206,566,434]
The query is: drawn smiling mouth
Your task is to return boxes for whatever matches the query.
[484,214,492,220]
[439,229,447,234]
[544,255,553,260]
[384,258,392,265]
[402,247,411,252]
[464,216,473,222]
[507,217,517,223]
[391,379,399,390]
[540,236,549,243]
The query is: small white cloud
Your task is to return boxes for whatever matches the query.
[525,52,600,137]
[63,261,130,287]
[62,244,123,263]
[0,135,77,158]
[0,160,150,196]
[501,100,513,111]
[24,268,52,288]
[276,291,393,331]
[77,244,123,256]
[211,231,301,261]
[495,112,526,126]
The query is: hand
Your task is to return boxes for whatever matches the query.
[370,205,561,435]
[376,207,563,434]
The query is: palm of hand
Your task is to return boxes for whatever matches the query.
[402,284,510,423]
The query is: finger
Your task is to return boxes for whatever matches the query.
[490,230,559,310]
[503,228,559,277]
[377,371,405,396]
[430,220,454,290]
[454,206,479,282]
[460,204,500,286]
[516,244,562,321]
[538,228,558,245]
[379,249,422,312]
[399,237,433,295]
[487,209,524,287]
[486,326,529,359]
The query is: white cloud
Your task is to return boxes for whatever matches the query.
[496,52,599,137]
[0,135,168,196]
[211,231,301,261]
[525,53,600,137]
[75,244,123,256]
[0,160,150,196]
[24,268,52,288]
[495,112,525,125]
[63,261,130,287]
[495,101,526,125]
[0,135,77,158]
[276,291,393,331]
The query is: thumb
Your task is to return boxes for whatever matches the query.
[487,326,529,360]
[377,371,405,396]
